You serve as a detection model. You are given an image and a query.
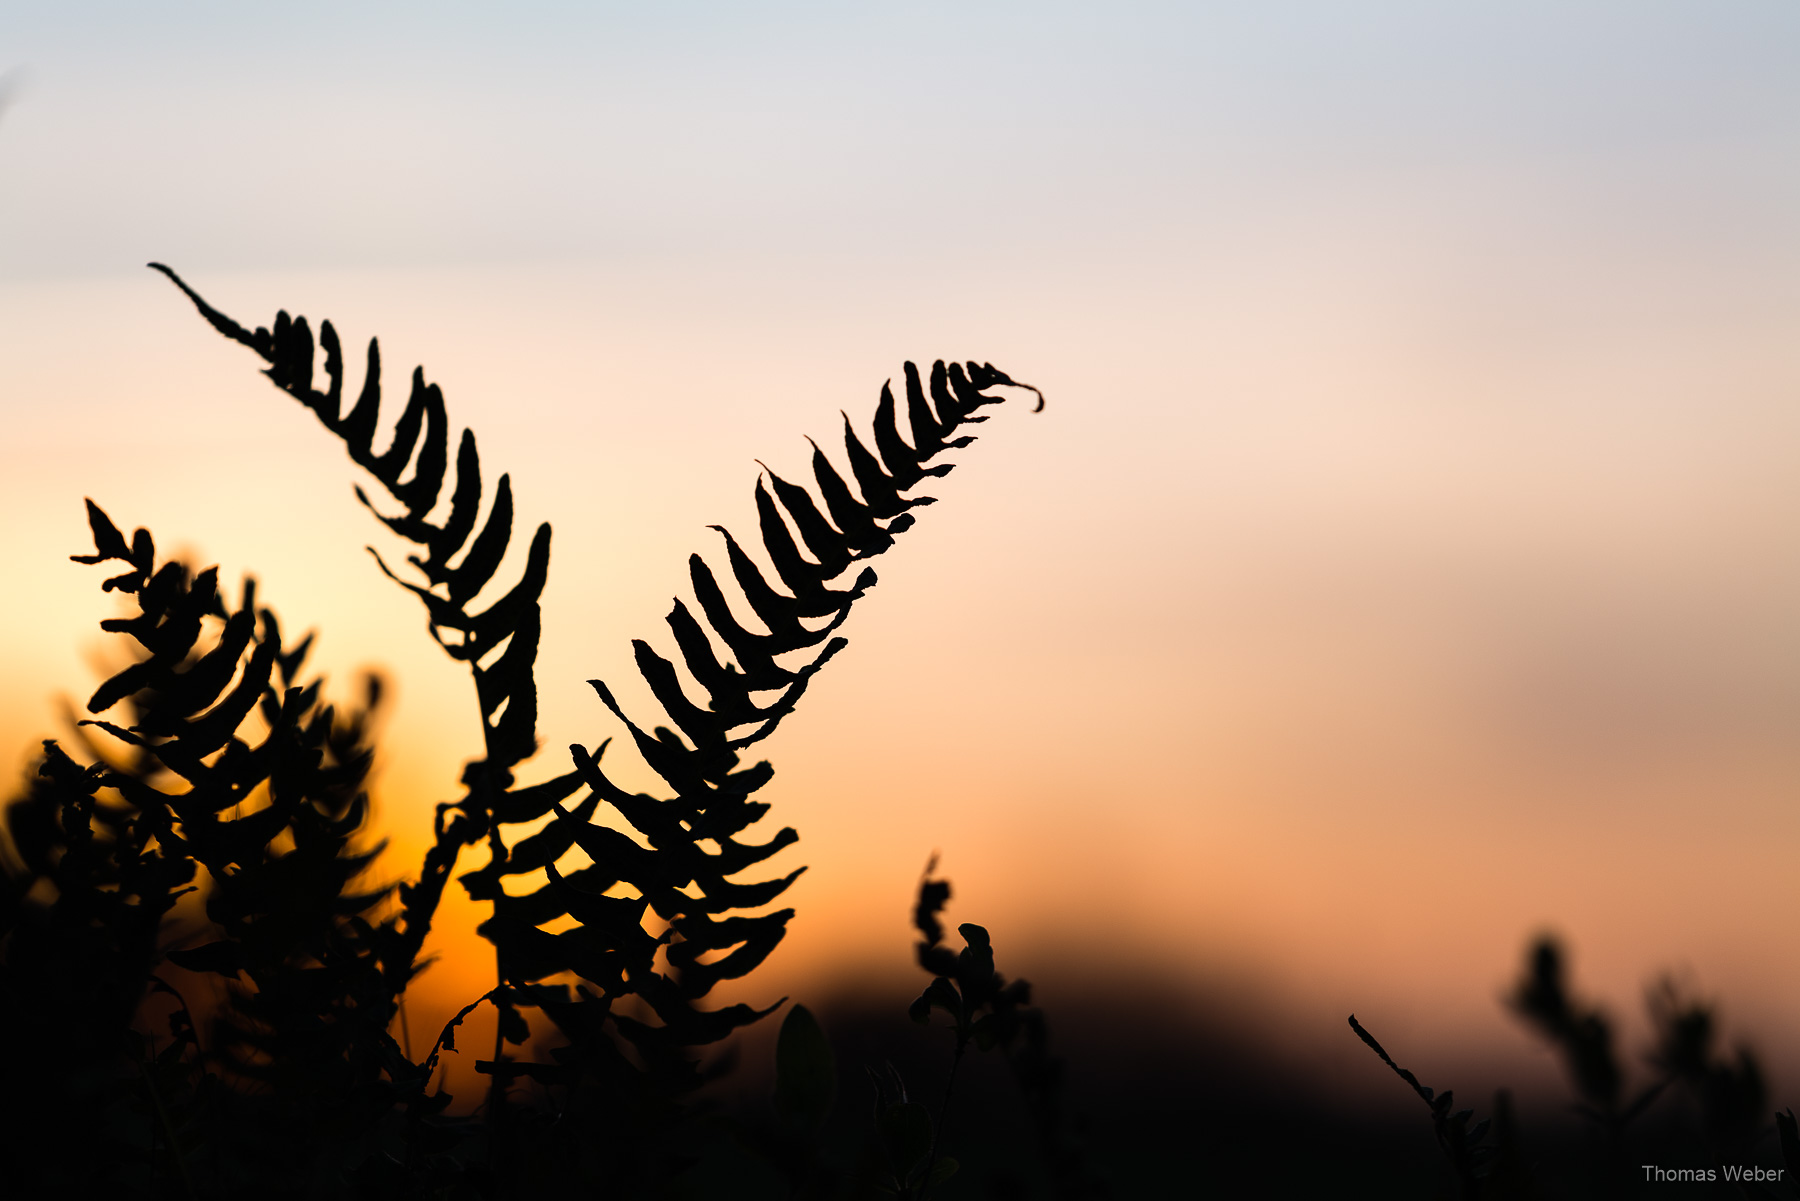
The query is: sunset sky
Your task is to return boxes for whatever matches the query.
[3,2,1798,1109]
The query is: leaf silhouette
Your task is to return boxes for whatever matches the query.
[151,263,582,994]
[2,503,406,1192]
[449,351,1040,1140]
[137,267,1044,1192]
[149,262,556,785]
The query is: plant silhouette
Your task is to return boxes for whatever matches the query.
[26,265,1792,1199]
[0,267,1043,1198]
[1354,936,1790,1199]
[905,859,1104,1200]
[1349,1014,1497,1196]
[0,509,401,1194]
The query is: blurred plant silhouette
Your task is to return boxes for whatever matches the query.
[1355,935,1788,1199]
[904,859,1103,1201]
[0,266,1043,1198]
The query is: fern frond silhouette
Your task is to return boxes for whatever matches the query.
[147,263,551,779]
[149,263,578,1018]
[1,503,402,1193]
[83,264,1047,1195]
[540,355,1044,1091]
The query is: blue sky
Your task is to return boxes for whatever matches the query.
[5,2,1795,276]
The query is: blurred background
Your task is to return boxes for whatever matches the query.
[2,0,1797,1165]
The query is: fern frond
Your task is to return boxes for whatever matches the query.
[149,262,554,784]
[2,503,413,1189]
[65,505,405,1062]
[644,358,1039,762]
[152,262,1044,1174]
[459,360,1040,1106]
[152,265,592,1003]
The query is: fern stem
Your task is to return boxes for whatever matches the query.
[389,803,479,996]
[918,1040,965,1201]
[136,1051,200,1201]
[486,944,507,1119]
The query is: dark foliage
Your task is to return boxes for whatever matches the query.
[1,268,1042,1197]
[31,265,1797,1200]
[1356,936,1792,1198]
[905,861,1106,1201]
[0,506,403,1195]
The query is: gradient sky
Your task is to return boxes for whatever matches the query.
[3,2,1798,1107]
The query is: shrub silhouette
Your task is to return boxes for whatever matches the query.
[0,266,1042,1198]
[1354,935,1788,1198]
